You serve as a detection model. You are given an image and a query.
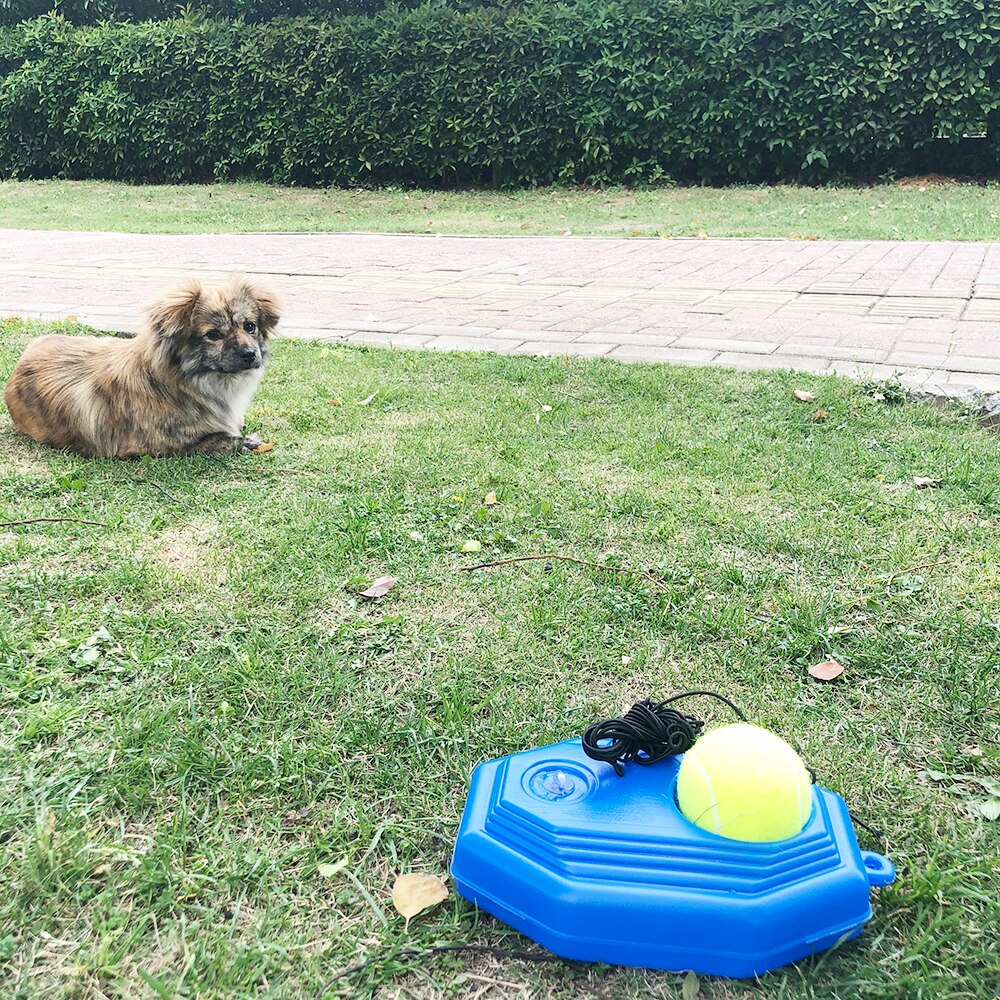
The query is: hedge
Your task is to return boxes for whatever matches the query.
[0,0,997,187]
[0,0,450,28]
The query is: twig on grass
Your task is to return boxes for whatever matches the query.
[883,559,951,587]
[148,480,183,504]
[459,553,666,590]
[0,516,107,529]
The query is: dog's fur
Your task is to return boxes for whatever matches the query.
[4,278,279,458]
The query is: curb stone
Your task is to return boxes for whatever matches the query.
[906,385,1000,431]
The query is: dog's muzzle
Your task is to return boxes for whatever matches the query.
[237,345,262,370]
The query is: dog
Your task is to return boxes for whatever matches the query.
[4,278,279,458]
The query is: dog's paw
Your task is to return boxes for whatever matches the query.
[241,432,266,453]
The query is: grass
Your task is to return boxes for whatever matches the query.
[3,178,1000,241]
[2,321,999,999]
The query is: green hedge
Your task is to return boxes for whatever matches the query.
[0,1,997,187]
[0,0,448,28]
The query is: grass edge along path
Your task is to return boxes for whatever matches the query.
[3,178,1000,241]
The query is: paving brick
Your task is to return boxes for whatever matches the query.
[871,297,965,319]
[282,327,345,341]
[883,350,951,369]
[319,319,410,333]
[945,372,1000,392]
[488,328,569,342]
[962,300,1000,321]
[608,346,717,364]
[715,352,832,373]
[403,323,499,337]
[342,331,434,349]
[785,294,877,315]
[939,355,1000,375]
[515,341,615,358]
[670,336,778,354]
[775,343,884,362]
[424,335,523,354]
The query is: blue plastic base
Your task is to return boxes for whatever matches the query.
[452,739,894,978]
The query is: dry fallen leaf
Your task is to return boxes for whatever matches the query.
[252,441,275,454]
[328,399,342,406]
[519,222,531,230]
[391,873,449,927]
[794,389,815,402]
[483,491,497,506]
[912,476,942,488]
[809,659,846,682]
[811,409,829,422]
[358,391,378,406]
[358,575,397,598]
[461,540,482,553]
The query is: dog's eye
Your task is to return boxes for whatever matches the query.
[243,321,257,334]
[205,329,223,341]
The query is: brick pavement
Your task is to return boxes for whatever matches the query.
[2,229,1000,391]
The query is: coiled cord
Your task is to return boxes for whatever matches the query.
[581,690,746,776]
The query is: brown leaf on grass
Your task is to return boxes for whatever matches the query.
[483,491,497,506]
[358,575,397,598]
[252,441,275,454]
[811,409,829,422]
[391,873,449,927]
[809,659,846,682]
[328,399,343,406]
[519,222,531,230]
[912,476,942,488]
[794,389,815,402]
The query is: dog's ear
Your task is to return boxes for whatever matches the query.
[237,280,281,337]
[145,280,202,339]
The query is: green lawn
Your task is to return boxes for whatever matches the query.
[3,178,1000,241]
[2,322,998,999]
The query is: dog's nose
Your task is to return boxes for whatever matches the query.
[239,345,260,367]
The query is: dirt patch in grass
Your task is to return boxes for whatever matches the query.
[141,517,224,584]
[0,421,53,477]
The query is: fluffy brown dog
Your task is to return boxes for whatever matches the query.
[4,278,279,458]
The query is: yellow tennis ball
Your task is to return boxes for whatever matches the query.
[676,723,813,842]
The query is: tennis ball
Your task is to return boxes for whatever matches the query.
[676,723,813,842]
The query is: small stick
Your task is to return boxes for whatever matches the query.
[0,516,107,528]
[148,481,182,503]
[884,559,950,586]
[460,553,665,589]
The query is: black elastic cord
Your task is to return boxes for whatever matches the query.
[581,690,746,776]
